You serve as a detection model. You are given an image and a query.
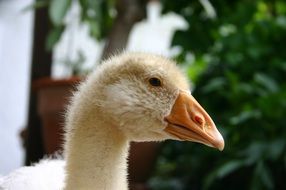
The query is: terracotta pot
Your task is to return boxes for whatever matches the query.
[34,77,160,189]
[34,77,81,154]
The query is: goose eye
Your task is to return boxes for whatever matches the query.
[148,77,162,87]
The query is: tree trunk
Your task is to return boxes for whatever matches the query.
[101,0,147,60]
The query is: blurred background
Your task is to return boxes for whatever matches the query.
[0,0,285,189]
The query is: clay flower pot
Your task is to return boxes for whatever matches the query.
[33,77,81,154]
[33,77,160,189]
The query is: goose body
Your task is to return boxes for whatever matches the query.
[0,52,224,190]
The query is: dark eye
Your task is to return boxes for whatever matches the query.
[148,77,162,87]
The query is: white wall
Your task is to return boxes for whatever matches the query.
[0,0,34,175]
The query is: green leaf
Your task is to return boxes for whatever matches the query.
[203,160,246,189]
[230,110,261,125]
[241,142,266,164]
[45,26,64,50]
[251,161,274,190]
[254,73,279,93]
[267,139,286,161]
[259,164,274,189]
[202,77,226,93]
[49,0,72,26]
[88,21,101,39]
[216,160,246,178]
[187,55,209,82]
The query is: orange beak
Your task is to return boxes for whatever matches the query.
[164,91,224,151]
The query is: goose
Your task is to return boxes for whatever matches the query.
[0,52,224,190]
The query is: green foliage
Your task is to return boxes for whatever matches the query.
[78,0,115,40]
[49,0,72,26]
[151,0,286,189]
[29,0,116,74]
[30,0,116,50]
[46,26,64,50]
[57,50,88,76]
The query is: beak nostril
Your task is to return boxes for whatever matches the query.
[194,115,204,126]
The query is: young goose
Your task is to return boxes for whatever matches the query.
[0,52,224,190]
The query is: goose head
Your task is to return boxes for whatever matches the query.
[85,52,224,150]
